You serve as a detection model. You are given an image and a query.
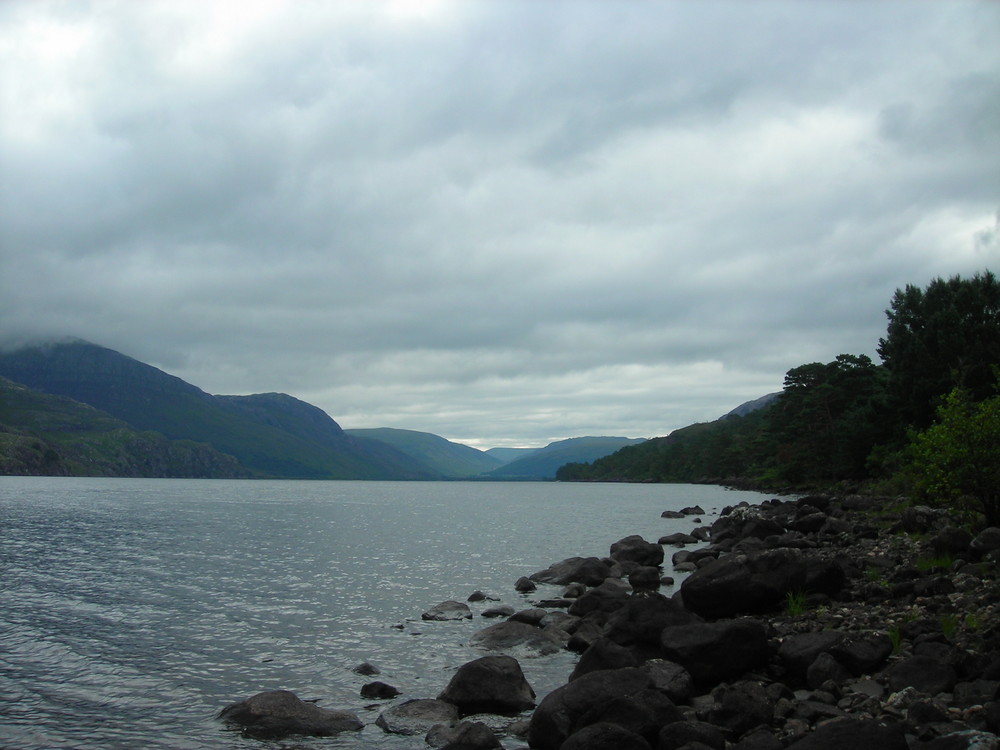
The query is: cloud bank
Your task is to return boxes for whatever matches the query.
[1,0,998,447]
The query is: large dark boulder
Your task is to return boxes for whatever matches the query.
[375,698,459,735]
[658,719,726,750]
[217,690,363,739]
[886,655,958,695]
[680,548,808,618]
[526,667,653,750]
[426,720,503,749]
[602,592,700,657]
[829,633,893,676]
[660,618,769,687]
[610,535,665,567]
[640,659,694,704]
[567,580,630,617]
[558,722,652,750]
[777,631,846,680]
[569,637,638,681]
[529,556,612,586]
[574,689,683,745]
[784,718,908,750]
[469,620,564,657]
[422,600,473,621]
[705,680,775,737]
[437,655,535,715]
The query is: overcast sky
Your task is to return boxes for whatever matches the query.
[1,1,998,449]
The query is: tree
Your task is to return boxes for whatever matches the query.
[877,271,1000,431]
[900,388,1000,526]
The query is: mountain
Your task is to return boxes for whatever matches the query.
[485,447,540,465]
[0,376,249,477]
[486,436,647,479]
[345,428,503,478]
[0,340,437,479]
[723,392,781,418]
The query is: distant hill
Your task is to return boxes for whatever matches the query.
[486,436,647,479]
[345,427,503,478]
[0,376,248,477]
[724,392,781,418]
[485,447,540,465]
[0,340,437,479]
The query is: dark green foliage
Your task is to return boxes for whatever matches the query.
[878,270,1000,431]
[562,270,1000,506]
[345,427,504,478]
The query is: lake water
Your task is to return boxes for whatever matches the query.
[0,477,770,749]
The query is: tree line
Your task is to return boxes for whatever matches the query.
[557,271,1000,526]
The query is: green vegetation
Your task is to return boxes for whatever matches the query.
[784,591,808,616]
[558,270,1000,526]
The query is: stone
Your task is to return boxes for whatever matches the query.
[659,533,698,546]
[558,722,653,750]
[806,653,851,690]
[658,719,725,750]
[640,659,694,704]
[361,681,400,699]
[422,600,473,621]
[783,717,909,750]
[777,631,846,680]
[705,680,775,737]
[629,566,663,591]
[886,655,958,695]
[829,634,893,676]
[218,689,363,740]
[567,579,630,617]
[527,667,653,750]
[680,548,808,618]
[514,576,536,592]
[375,698,460,735]
[660,618,769,687]
[481,604,515,618]
[575,688,683,744]
[610,535,665,567]
[603,591,700,657]
[437,655,535,715]
[971,527,1000,557]
[529,556,612,586]
[569,637,638,681]
[425,720,503,749]
[468,620,564,657]
[352,661,380,676]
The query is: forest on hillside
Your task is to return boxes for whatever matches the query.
[558,272,1000,526]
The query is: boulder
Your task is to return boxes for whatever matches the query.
[659,533,698,546]
[603,591,700,657]
[425,720,502,749]
[660,618,769,687]
[971,527,1000,558]
[361,681,400,699]
[375,698,460,735]
[529,556,612,586]
[658,719,725,750]
[829,634,893,676]
[705,680,775,737]
[527,667,653,750]
[469,620,564,657]
[629,566,663,591]
[424,721,503,750]
[574,689,683,745]
[777,631,846,680]
[567,580,630,617]
[610,535,665,567]
[886,655,958,695]
[514,576,537,593]
[422,600,473,621]
[481,604,515,618]
[640,659,694,704]
[558,722,653,750]
[569,637,638,681]
[680,548,808,618]
[784,717,908,750]
[352,661,380,676]
[218,690,363,739]
[681,505,706,515]
[437,655,535,715]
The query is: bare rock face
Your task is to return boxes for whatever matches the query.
[217,689,362,739]
[437,655,536,715]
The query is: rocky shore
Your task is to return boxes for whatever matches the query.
[220,493,1000,749]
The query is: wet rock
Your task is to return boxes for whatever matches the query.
[610,535,665,567]
[425,720,502,749]
[603,591,700,657]
[529,556,612,586]
[375,698,460,735]
[629,566,663,591]
[640,659,694,704]
[361,681,400,699]
[352,661,380,676]
[468,620,564,657]
[575,688,682,745]
[658,719,725,750]
[704,680,775,737]
[660,532,699,546]
[566,579,630,617]
[527,667,653,750]
[422,600,473,621]
[481,604,515,618]
[514,576,536,593]
[218,690,363,739]
[437,655,535,715]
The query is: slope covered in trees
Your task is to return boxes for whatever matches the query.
[559,271,1000,524]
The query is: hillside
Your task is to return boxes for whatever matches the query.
[345,428,503,478]
[486,436,646,479]
[0,341,438,480]
[0,376,248,477]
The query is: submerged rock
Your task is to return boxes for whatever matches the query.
[218,689,362,739]
[375,698,459,735]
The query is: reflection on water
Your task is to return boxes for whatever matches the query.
[0,477,767,749]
